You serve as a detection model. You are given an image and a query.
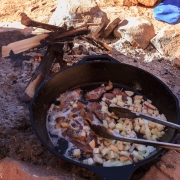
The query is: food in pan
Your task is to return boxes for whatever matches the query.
[47,81,167,167]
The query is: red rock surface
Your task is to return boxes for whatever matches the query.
[0,157,82,180]
[141,150,180,180]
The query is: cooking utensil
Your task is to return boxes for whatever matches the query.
[29,55,180,180]
[108,107,180,131]
[89,123,180,150]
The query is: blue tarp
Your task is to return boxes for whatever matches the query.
[154,0,180,24]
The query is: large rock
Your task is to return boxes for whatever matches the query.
[0,157,82,180]
[48,0,110,37]
[151,24,180,59]
[130,0,159,6]
[114,0,135,6]
[113,17,155,49]
[49,0,109,27]
[141,150,180,180]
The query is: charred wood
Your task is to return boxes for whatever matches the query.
[22,43,64,101]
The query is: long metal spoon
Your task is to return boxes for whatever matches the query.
[89,124,180,150]
[108,107,180,131]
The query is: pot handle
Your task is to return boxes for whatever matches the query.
[86,163,142,180]
[77,54,120,64]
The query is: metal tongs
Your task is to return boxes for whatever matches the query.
[88,107,180,150]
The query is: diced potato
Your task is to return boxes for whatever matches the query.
[127,97,133,105]
[134,125,141,132]
[83,159,88,164]
[116,95,123,101]
[132,150,144,160]
[147,108,153,115]
[151,128,158,135]
[93,148,100,154]
[145,130,151,140]
[115,123,124,131]
[151,134,157,140]
[103,120,108,128]
[116,141,123,151]
[156,124,164,131]
[160,114,167,121]
[161,131,165,136]
[121,131,126,136]
[142,109,147,114]
[110,144,118,153]
[80,130,87,137]
[139,119,144,126]
[125,125,131,135]
[135,144,146,151]
[148,121,156,129]
[134,100,141,105]
[124,144,130,151]
[134,95,143,100]
[129,106,134,111]
[110,98,118,104]
[73,149,81,157]
[144,101,156,110]
[119,155,129,162]
[140,125,145,134]
[101,147,109,156]
[120,151,130,156]
[108,151,116,159]
[104,140,112,147]
[54,123,61,129]
[89,139,96,149]
[60,122,70,128]
[72,103,77,108]
[109,122,116,129]
[124,119,130,124]
[117,101,125,107]
[125,91,134,97]
[153,110,159,116]
[87,158,95,165]
[147,99,152,104]
[93,154,103,164]
[129,121,133,130]
[156,131,162,138]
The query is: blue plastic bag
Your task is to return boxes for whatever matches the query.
[154,0,180,24]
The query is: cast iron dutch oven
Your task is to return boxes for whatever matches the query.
[29,55,180,180]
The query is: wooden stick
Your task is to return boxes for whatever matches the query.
[22,43,64,101]
[21,13,67,32]
[2,25,88,57]
[2,34,49,58]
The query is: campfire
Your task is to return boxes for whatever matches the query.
[1,0,180,179]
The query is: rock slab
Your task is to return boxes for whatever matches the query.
[151,24,180,59]
[114,17,155,49]
[141,150,180,180]
[0,157,77,180]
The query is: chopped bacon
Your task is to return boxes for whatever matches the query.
[55,117,65,123]
[112,88,127,101]
[72,101,85,113]
[103,93,115,100]
[86,102,104,121]
[112,88,121,95]
[60,88,82,102]
[62,129,93,154]
[85,86,105,100]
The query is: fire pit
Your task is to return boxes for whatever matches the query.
[1,0,180,179]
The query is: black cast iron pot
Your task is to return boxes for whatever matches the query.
[29,55,180,180]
